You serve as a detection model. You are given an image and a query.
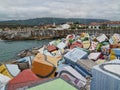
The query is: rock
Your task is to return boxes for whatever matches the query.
[31,50,39,55]
[18,49,31,58]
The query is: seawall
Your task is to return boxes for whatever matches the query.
[0,29,120,40]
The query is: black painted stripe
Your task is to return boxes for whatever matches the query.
[0,68,6,73]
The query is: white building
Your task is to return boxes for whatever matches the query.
[53,23,70,30]
[106,21,120,28]
[60,24,70,29]
[88,22,101,29]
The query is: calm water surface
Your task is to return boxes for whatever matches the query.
[0,40,51,62]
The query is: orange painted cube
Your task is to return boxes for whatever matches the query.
[31,53,61,78]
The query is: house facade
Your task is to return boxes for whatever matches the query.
[106,21,120,28]
[88,22,101,29]
[89,21,120,29]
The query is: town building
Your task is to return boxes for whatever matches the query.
[105,21,120,28]
[88,22,101,29]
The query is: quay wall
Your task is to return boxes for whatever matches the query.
[0,29,120,40]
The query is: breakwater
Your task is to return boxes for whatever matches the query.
[0,29,120,40]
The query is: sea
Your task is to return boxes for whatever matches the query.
[0,39,51,62]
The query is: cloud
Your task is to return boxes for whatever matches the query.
[0,0,119,21]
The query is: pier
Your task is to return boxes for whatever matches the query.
[0,29,120,40]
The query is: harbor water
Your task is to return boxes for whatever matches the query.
[0,40,51,62]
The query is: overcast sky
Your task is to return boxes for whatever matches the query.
[0,0,120,21]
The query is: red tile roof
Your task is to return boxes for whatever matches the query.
[89,22,101,26]
[89,21,120,26]
[102,21,120,25]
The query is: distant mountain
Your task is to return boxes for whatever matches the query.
[0,17,109,26]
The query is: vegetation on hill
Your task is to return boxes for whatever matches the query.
[0,17,109,27]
